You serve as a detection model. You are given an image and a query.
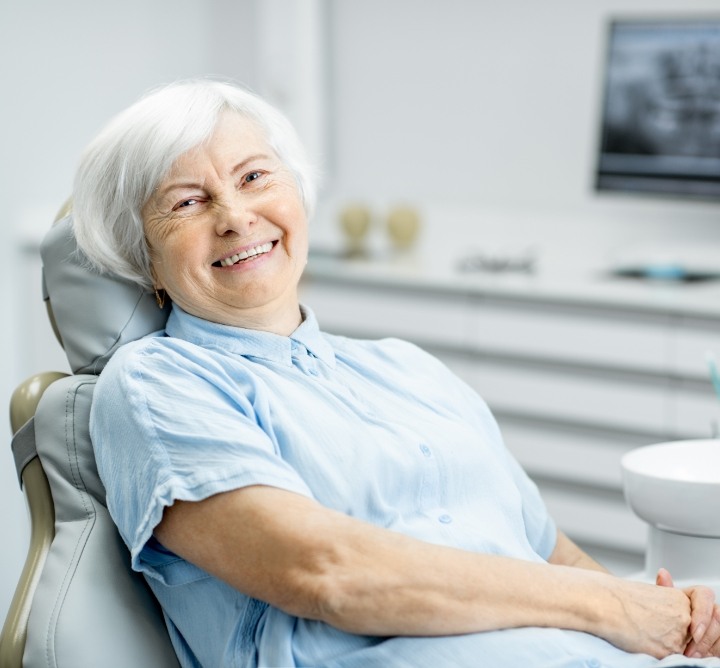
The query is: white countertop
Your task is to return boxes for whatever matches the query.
[305,248,720,319]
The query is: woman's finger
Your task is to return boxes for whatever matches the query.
[685,602,720,658]
[656,568,674,588]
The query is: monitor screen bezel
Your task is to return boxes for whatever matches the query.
[594,16,720,203]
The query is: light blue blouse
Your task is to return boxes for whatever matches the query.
[90,306,716,668]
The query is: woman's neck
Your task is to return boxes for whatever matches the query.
[230,302,304,336]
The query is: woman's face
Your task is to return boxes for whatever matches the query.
[142,112,308,331]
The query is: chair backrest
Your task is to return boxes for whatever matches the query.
[1,213,178,667]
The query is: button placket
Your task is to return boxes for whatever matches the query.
[417,442,441,512]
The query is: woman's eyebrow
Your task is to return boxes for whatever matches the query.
[154,179,205,201]
[229,153,273,176]
[167,181,203,194]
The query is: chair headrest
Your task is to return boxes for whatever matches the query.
[40,215,171,374]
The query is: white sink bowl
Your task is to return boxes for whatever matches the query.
[621,439,720,537]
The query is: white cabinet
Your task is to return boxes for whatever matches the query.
[466,299,672,373]
[300,264,720,574]
[300,282,471,346]
[671,316,720,379]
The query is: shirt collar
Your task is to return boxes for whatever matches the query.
[164,304,336,368]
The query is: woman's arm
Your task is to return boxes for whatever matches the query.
[548,530,610,573]
[156,484,704,659]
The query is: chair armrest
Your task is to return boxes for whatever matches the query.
[0,372,68,668]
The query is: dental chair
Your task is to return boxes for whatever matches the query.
[0,208,180,667]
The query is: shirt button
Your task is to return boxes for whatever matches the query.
[438,514,453,524]
[419,444,432,457]
[586,660,601,668]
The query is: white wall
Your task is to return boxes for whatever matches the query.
[319,0,720,271]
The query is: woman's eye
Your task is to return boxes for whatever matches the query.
[244,171,262,184]
[174,198,198,210]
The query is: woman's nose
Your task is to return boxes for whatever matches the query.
[213,195,256,236]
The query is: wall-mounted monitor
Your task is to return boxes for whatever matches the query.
[595,18,720,201]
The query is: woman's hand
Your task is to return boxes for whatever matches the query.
[597,575,692,659]
[656,568,720,659]
[549,533,716,658]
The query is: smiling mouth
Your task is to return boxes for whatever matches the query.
[213,241,275,267]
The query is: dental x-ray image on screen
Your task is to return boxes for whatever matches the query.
[596,18,720,200]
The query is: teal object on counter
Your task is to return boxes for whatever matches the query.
[707,352,720,403]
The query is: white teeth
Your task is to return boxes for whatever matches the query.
[219,242,273,267]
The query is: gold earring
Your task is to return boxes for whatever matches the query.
[154,288,166,309]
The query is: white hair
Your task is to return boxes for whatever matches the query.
[72,79,317,289]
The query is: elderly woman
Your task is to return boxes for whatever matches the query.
[71,79,720,668]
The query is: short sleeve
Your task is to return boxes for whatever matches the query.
[90,336,314,579]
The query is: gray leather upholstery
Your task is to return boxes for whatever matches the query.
[25,377,179,667]
[18,214,178,666]
[40,216,170,374]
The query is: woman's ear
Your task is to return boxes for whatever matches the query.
[149,261,163,291]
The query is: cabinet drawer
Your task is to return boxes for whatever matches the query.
[469,300,671,373]
[500,420,650,490]
[300,281,469,346]
[669,382,720,438]
[539,483,647,553]
[442,356,671,434]
[671,317,720,379]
